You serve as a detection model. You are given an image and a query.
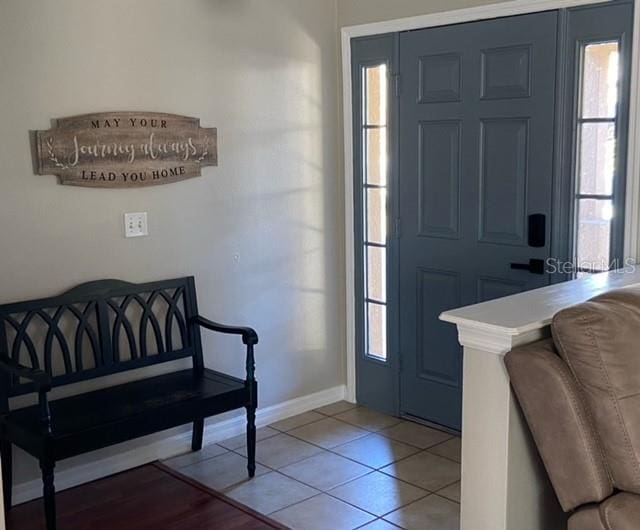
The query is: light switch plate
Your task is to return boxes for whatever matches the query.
[124,212,148,238]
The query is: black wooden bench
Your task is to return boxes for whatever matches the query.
[0,277,258,530]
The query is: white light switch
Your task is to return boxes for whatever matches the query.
[124,212,148,238]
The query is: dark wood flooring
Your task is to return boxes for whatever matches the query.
[7,463,289,530]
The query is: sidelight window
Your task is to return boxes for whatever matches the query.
[574,41,620,274]
[361,63,388,361]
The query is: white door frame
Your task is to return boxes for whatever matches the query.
[343,0,640,402]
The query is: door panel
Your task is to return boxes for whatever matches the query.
[418,120,461,238]
[478,118,529,244]
[416,269,461,387]
[418,54,462,103]
[476,276,526,302]
[399,12,558,430]
[480,45,532,99]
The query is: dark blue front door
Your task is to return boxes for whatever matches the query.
[398,12,558,430]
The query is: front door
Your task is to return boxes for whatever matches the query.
[398,12,558,430]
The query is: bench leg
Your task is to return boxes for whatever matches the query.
[192,419,204,451]
[1,439,11,512]
[40,459,56,530]
[246,405,256,478]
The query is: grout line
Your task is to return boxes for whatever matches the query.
[221,444,430,519]
[166,446,235,471]
[266,491,325,516]
[223,425,459,474]
[354,518,403,530]
[422,450,461,465]
[269,486,382,521]
[171,405,462,521]
[322,475,432,519]
[176,418,459,486]
[216,426,281,451]
[312,402,359,416]
[430,490,462,505]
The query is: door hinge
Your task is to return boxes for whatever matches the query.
[393,74,401,97]
[394,218,402,239]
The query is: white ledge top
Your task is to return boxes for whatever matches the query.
[439,268,640,354]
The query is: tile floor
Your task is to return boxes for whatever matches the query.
[163,401,461,530]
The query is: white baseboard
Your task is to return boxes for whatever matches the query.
[12,384,347,505]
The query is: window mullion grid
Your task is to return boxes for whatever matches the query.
[576,194,614,200]
[361,64,389,361]
[577,117,616,124]
[573,40,621,276]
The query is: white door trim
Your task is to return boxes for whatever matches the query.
[342,0,640,402]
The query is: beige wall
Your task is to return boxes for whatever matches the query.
[338,0,513,26]
[0,0,343,487]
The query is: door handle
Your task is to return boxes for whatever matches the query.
[510,258,545,275]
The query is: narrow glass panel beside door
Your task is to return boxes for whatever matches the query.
[581,41,619,119]
[367,303,387,360]
[362,63,388,362]
[577,199,613,269]
[578,122,616,195]
[366,128,388,185]
[574,40,620,274]
[366,245,387,302]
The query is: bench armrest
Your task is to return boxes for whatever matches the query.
[0,353,52,391]
[193,316,259,345]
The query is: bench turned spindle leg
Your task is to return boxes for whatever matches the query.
[246,405,256,478]
[1,440,12,512]
[192,419,204,451]
[40,459,56,530]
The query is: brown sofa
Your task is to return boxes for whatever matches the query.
[505,287,640,530]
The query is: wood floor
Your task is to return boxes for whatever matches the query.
[7,463,289,530]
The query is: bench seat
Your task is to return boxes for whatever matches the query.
[3,368,248,460]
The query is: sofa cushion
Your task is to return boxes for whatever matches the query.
[568,505,606,530]
[569,493,640,530]
[552,287,640,493]
[601,492,640,530]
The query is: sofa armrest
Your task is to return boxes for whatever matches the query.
[505,338,612,512]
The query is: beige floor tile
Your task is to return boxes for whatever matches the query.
[381,452,460,491]
[177,451,268,491]
[428,437,461,463]
[380,422,452,449]
[329,471,427,517]
[271,493,375,530]
[437,482,461,503]
[162,443,228,470]
[236,433,323,469]
[279,451,370,491]
[270,411,325,432]
[218,426,280,450]
[335,407,402,432]
[358,520,402,529]
[314,400,358,416]
[289,417,369,449]
[225,471,318,514]
[332,433,420,469]
[384,495,460,530]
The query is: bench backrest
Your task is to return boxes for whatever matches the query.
[0,277,203,398]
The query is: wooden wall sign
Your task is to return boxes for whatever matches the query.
[34,112,217,188]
